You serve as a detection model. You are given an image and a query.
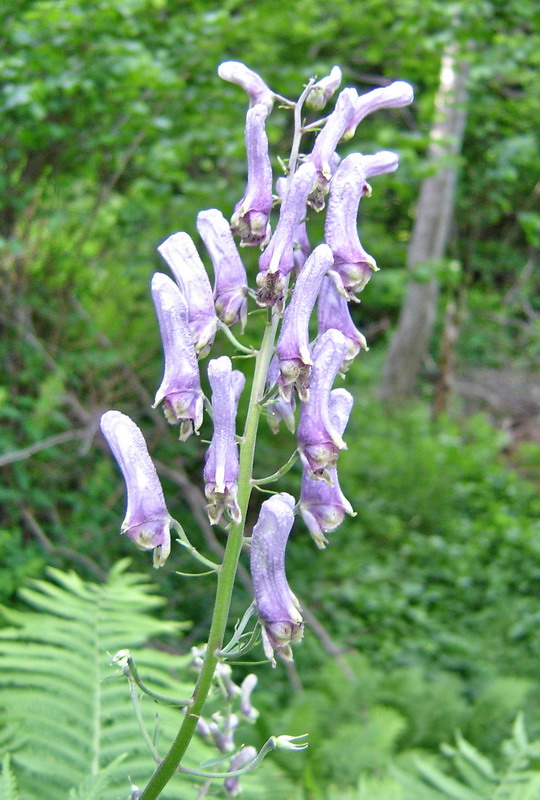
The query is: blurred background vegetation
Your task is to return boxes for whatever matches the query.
[1,0,540,797]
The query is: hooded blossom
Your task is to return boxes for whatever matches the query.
[317,275,367,372]
[231,103,273,247]
[299,389,355,548]
[197,209,249,329]
[100,410,171,567]
[250,493,303,666]
[218,61,274,112]
[151,272,204,439]
[203,356,241,524]
[297,329,349,482]
[157,231,217,358]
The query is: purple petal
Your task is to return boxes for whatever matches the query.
[250,493,303,665]
[265,356,296,434]
[151,273,204,439]
[317,275,368,371]
[345,80,414,139]
[157,232,217,358]
[224,746,258,796]
[218,61,274,111]
[231,104,273,247]
[100,410,171,567]
[197,209,248,329]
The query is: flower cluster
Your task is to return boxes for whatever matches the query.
[100,62,413,670]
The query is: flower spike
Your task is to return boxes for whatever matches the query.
[197,209,249,330]
[231,104,273,247]
[250,493,303,666]
[299,389,356,548]
[203,356,241,525]
[100,410,171,567]
[218,61,274,112]
[276,243,334,401]
[157,232,217,358]
[297,329,349,482]
[151,272,204,439]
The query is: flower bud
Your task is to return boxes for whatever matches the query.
[100,411,171,567]
[157,232,217,358]
[197,209,249,330]
[250,493,303,666]
[306,66,342,110]
[203,356,241,525]
[231,104,273,247]
[151,273,204,439]
[239,674,259,721]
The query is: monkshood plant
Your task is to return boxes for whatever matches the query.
[101,62,413,799]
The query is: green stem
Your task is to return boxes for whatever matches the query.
[252,449,298,486]
[139,310,279,800]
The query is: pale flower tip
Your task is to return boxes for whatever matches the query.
[274,734,309,751]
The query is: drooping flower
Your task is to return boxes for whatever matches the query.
[276,176,310,275]
[308,87,359,211]
[224,746,258,797]
[297,329,349,482]
[250,493,303,666]
[276,243,334,401]
[203,356,241,525]
[218,61,274,112]
[151,272,204,439]
[306,65,342,110]
[239,674,259,721]
[317,275,367,372]
[231,104,273,247]
[299,388,356,548]
[100,410,171,567]
[264,356,296,434]
[345,80,414,140]
[256,161,317,309]
[157,231,217,358]
[324,152,377,300]
[197,209,249,330]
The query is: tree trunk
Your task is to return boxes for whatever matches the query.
[379,46,469,403]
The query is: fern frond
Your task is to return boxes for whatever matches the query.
[0,755,19,800]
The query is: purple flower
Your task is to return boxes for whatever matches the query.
[276,243,334,401]
[203,356,241,525]
[197,209,249,330]
[256,161,317,309]
[224,746,258,797]
[239,674,259,721]
[265,356,296,434]
[297,329,349,482]
[276,176,310,275]
[345,80,414,139]
[324,153,378,300]
[363,150,400,178]
[157,232,217,358]
[308,87,359,210]
[306,65,342,110]
[317,275,367,372]
[100,410,171,567]
[218,61,274,112]
[151,273,204,439]
[250,493,303,666]
[299,389,355,548]
[231,104,273,247]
